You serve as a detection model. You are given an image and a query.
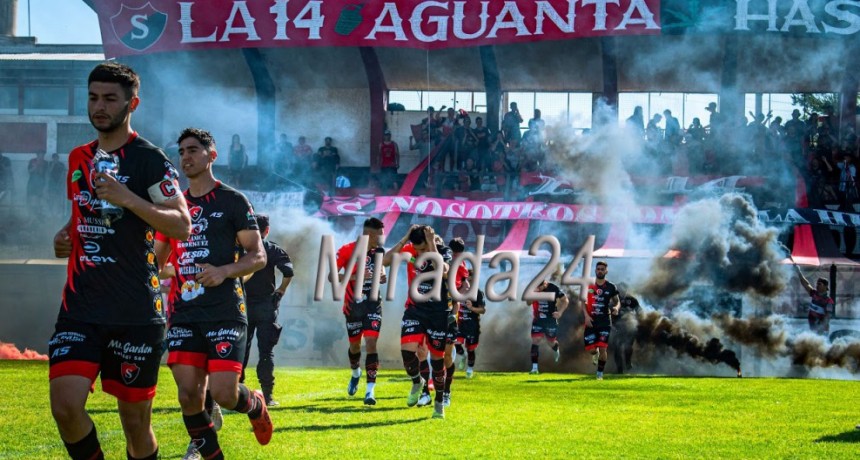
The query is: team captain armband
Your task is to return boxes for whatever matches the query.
[148,178,180,203]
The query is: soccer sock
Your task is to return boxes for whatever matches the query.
[431,358,446,402]
[127,447,158,460]
[530,344,539,364]
[401,350,421,383]
[348,349,361,373]
[445,364,455,393]
[598,359,607,372]
[420,359,431,393]
[467,350,476,367]
[183,411,223,460]
[366,353,379,384]
[232,384,262,419]
[63,424,104,460]
[455,344,465,356]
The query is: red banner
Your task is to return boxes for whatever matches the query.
[93,0,661,58]
[317,195,677,224]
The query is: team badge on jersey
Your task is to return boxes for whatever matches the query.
[215,342,232,358]
[121,362,140,384]
[110,3,167,52]
[71,169,83,183]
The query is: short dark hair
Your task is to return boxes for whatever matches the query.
[88,62,140,100]
[256,214,270,233]
[448,238,465,253]
[816,278,829,287]
[596,261,608,269]
[364,217,384,230]
[409,226,428,245]
[178,128,215,151]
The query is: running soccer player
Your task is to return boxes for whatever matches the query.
[49,62,192,460]
[386,225,452,419]
[443,237,471,407]
[241,213,294,407]
[610,283,641,374]
[155,128,271,459]
[335,217,387,405]
[455,269,486,379]
[528,279,569,374]
[584,261,620,380]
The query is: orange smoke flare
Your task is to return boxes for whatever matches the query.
[0,342,49,360]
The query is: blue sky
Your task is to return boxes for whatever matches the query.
[15,0,101,44]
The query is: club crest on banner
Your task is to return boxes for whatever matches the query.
[111,3,168,52]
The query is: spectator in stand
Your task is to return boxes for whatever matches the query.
[646,113,663,145]
[294,136,313,161]
[379,131,400,193]
[27,152,48,215]
[626,106,645,138]
[275,133,293,175]
[314,137,340,193]
[704,102,724,139]
[837,154,857,210]
[472,117,491,171]
[783,109,806,166]
[663,110,681,147]
[766,116,784,157]
[228,133,248,187]
[502,102,524,143]
[0,148,12,205]
[459,117,478,170]
[529,109,546,132]
[47,153,66,215]
[686,118,706,174]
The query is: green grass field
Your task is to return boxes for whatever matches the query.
[1,361,858,459]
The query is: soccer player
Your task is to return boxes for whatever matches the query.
[610,283,641,374]
[443,237,471,407]
[155,128,271,459]
[794,265,834,335]
[241,213,294,406]
[528,279,569,374]
[584,261,620,380]
[455,269,486,379]
[386,225,452,419]
[49,62,192,460]
[335,217,387,405]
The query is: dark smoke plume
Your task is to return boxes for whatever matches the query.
[632,310,740,372]
[639,193,788,300]
[713,314,860,372]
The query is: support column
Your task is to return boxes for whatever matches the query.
[360,47,387,174]
[595,36,619,126]
[242,48,276,169]
[719,34,743,123]
[479,45,501,134]
[839,38,860,140]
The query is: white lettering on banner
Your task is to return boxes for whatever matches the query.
[535,0,576,34]
[367,3,408,40]
[270,0,290,40]
[453,1,490,39]
[582,0,615,31]
[486,1,531,38]
[179,2,218,43]
[293,1,325,39]
[221,1,261,41]
[736,0,860,34]
[616,0,660,30]
[411,2,449,42]
[131,15,150,39]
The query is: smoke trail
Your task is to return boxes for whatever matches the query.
[632,310,740,372]
[0,342,48,360]
[638,193,789,300]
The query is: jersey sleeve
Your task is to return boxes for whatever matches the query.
[231,192,259,233]
[143,151,181,204]
[272,246,294,278]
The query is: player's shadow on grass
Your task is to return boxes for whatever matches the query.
[815,431,860,443]
[274,417,424,432]
[280,403,410,414]
[314,396,400,402]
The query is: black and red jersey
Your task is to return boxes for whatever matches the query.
[808,291,834,317]
[531,282,565,322]
[402,242,453,312]
[586,280,619,328]
[157,182,258,324]
[380,142,398,168]
[336,241,385,311]
[458,289,485,324]
[60,133,179,326]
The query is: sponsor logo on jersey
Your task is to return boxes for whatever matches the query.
[71,170,83,183]
[215,342,232,358]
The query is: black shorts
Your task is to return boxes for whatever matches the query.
[584,325,612,350]
[344,299,382,344]
[531,319,558,340]
[166,321,247,374]
[456,320,481,350]
[401,307,448,358]
[48,318,164,403]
